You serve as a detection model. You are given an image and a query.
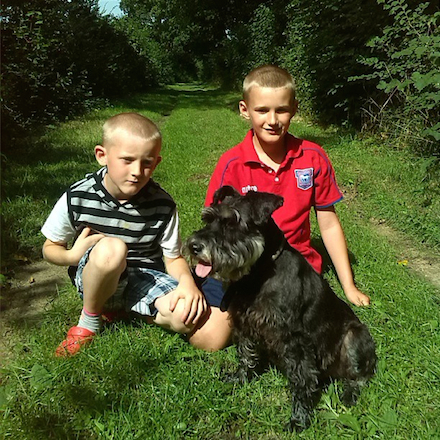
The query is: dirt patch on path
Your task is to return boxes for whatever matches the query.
[0,261,69,365]
[370,218,440,289]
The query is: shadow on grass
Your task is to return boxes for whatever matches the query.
[311,237,360,290]
[112,86,240,115]
[290,120,356,150]
[5,352,164,439]
[0,281,66,328]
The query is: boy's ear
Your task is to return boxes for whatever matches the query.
[239,100,250,119]
[95,145,107,166]
[291,99,299,117]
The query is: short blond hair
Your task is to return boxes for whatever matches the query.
[243,65,296,102]
[102,112,161,147]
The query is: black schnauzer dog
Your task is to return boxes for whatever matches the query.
[184,186,377,432]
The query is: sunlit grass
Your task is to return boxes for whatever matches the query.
[1,86,439,439]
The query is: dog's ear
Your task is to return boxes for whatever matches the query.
[212,185,240,206]
[247,192,284,225]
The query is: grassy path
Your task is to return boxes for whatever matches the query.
[1,85,439,439]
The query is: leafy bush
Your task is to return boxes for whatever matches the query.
[281,0,390,125]
[350,0,439,180]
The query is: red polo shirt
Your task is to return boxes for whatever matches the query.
[205,130,343,273]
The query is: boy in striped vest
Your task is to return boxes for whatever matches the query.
[42,113,231,356]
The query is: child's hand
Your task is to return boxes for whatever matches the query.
[344,285,370,307]
[169,284,207,326]
[70,227,105,264]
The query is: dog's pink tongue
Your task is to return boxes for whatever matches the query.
[196,262,212,278]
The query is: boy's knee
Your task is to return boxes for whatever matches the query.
[188,308,232,352]
[89,237,127,273]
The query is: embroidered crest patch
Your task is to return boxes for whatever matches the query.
[295,168,314,190]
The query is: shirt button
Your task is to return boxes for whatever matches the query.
[268,169,273,174]
[275,177,280,182]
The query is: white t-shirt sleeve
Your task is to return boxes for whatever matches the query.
[41,193,76,243]
[160,209,182,259]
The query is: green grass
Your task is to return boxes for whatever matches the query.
[1,86,439,439]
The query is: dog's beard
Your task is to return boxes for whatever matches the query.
[186,235,265,282]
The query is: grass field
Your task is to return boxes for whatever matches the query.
[1,85,439,439]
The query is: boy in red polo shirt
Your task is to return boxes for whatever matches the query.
[205,65,370,307]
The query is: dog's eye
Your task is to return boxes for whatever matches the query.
[201,207,216,223]
[223,209,241,226]
[232,209,241,224]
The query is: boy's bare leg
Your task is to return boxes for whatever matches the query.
[56,237,127,357]
[82,237,128,313]
[187,307,232,351]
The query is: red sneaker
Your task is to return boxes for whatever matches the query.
[55,326,95,357]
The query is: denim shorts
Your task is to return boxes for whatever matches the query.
[71,246,178,317]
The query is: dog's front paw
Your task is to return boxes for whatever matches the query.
[223,369,249,384]
[285,407,312,433]
[341,381,360,406]
[284,415,310,433]
[341,389,359,407]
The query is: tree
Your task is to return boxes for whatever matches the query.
[118,0,268,84]
[1,0,149,146]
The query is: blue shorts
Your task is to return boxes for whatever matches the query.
[196,276,224,308]
[71,247,225,317]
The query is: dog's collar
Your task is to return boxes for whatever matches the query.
[271,238,286,261]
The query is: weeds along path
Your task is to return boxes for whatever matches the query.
[2,85,439,366]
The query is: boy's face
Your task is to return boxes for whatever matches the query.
[239,86,297,149]
[95,130,162,202]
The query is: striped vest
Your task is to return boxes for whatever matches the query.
[67,168,176,269]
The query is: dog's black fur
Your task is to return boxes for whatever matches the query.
[184,186,377,431]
